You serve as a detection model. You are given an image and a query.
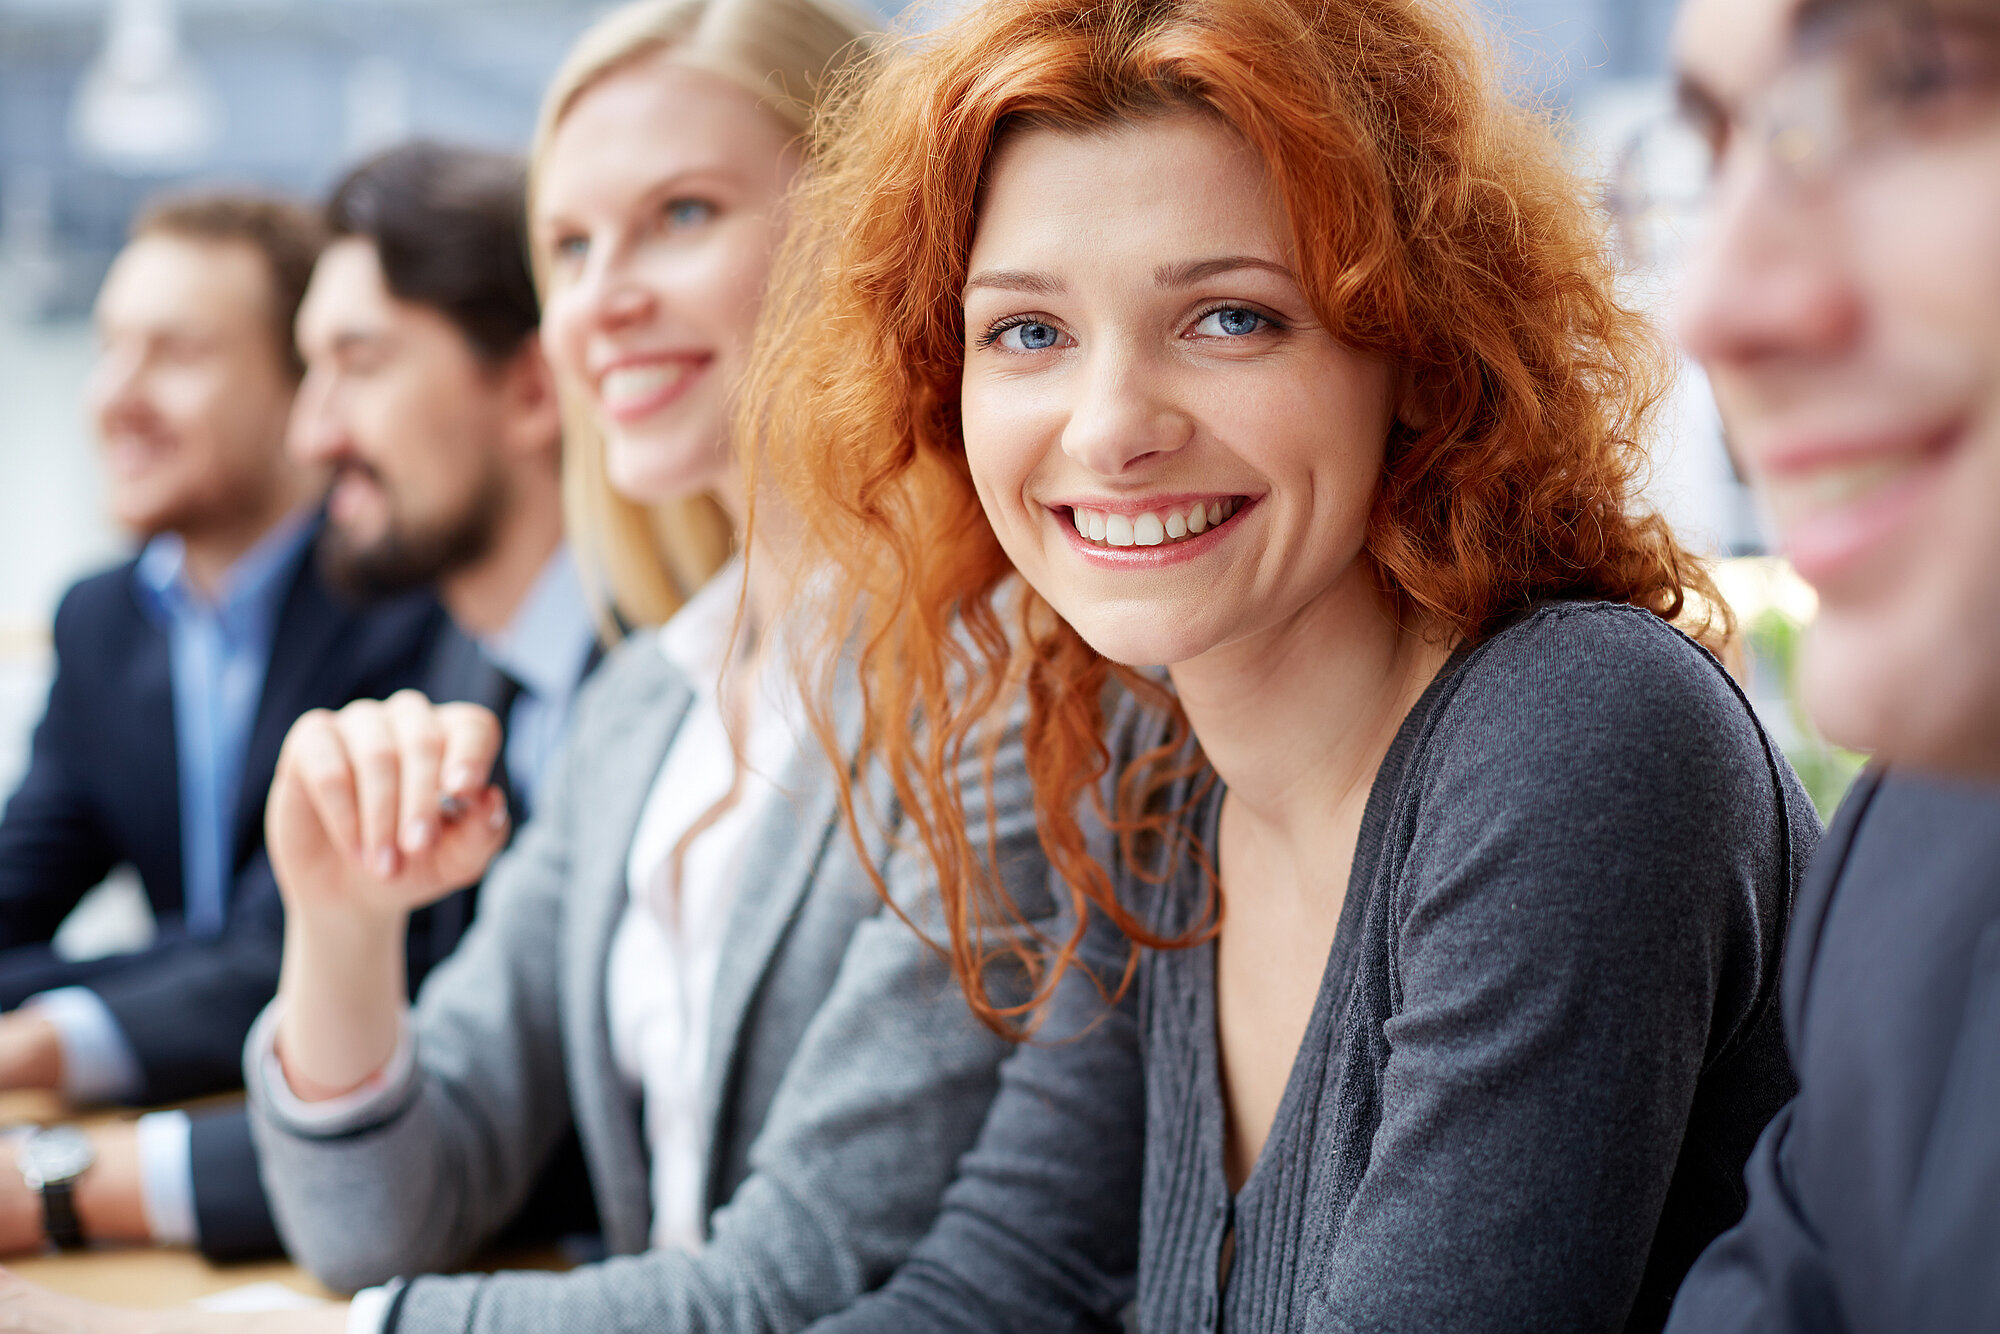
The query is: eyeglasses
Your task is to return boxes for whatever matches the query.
[1609,3,2000,269]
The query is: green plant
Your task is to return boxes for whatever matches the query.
[1743,607,1866,819]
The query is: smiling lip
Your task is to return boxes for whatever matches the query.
[595,355,711,424]
[1049,493,1255,568]
[1757,418,1964,587]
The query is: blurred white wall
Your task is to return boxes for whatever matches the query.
[0,270,122,796]
[0,270,153,958]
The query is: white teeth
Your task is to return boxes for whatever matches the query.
[1065,498,1244,550]
[600,363,688,410]
[1765,456,1925,528]
[1800,459,1918,507]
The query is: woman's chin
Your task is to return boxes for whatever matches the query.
[1064,612,1218,673]
[604,433,729,507]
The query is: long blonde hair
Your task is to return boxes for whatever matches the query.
[527,0,876,629]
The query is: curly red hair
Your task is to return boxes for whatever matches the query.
[749,0,1724,1033]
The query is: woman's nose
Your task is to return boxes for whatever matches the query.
[580,243,660,334]
[1058,347,1194,477]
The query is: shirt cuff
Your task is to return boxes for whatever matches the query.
[246,1003,417,1136]
[133,1110,198,1247]
[21,987,145,1104]
[347,1281,401,1334]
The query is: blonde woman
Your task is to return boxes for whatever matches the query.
[0,1,1044,1331]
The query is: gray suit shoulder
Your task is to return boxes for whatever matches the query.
[554,629,695,757]
[576,628,680,705]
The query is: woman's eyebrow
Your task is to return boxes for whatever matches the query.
[537,166,737,224]
[1154,255,1296,288]
[963,268,1067,296]
[962,255,1297,299]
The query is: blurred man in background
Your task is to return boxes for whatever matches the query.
[0,192,441,1106]
[1667,0,2000,1329]
[0,141,598,1263]
[297,140,591,822]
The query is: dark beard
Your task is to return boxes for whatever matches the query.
[317,462,506,602]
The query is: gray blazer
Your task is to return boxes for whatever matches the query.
[246,636,1046,1334]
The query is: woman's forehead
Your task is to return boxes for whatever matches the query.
[972,116,1282,260]
[544,61,787,182]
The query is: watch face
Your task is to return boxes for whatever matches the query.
[19,1127,94,1189]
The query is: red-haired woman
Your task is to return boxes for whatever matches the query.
[751,0,1820,1330]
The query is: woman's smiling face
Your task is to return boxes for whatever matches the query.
[960,112,1399,669]
[534,56,801,508]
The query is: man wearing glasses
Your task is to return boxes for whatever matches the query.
[1667,0,2000,1329]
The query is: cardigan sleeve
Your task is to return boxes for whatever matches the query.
[1312,604,1809,1333]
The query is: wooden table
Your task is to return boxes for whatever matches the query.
[7,1240,571,1309]
[1,1087,78,1127]
[8,1248,330,1306]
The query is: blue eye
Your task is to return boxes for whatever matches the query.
[1194,307,1267,337]
[997,320,1062,351]
[665,198,716,229]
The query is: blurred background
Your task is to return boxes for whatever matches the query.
[0,0,1847,928]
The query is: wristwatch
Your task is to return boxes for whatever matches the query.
[17,1126,93,1249]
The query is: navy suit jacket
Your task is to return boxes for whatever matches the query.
[1665,770,2000,1333]
[0,537,447,1087]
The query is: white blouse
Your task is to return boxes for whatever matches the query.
[607,565,801,1252]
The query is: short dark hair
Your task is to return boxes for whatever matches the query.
[132,190,326,378]
[325,140,539,363]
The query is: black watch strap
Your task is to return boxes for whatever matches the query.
[41,1178,84,1250]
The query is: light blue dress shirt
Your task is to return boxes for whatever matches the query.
[136,508,319,937]
[478,544,597,818]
